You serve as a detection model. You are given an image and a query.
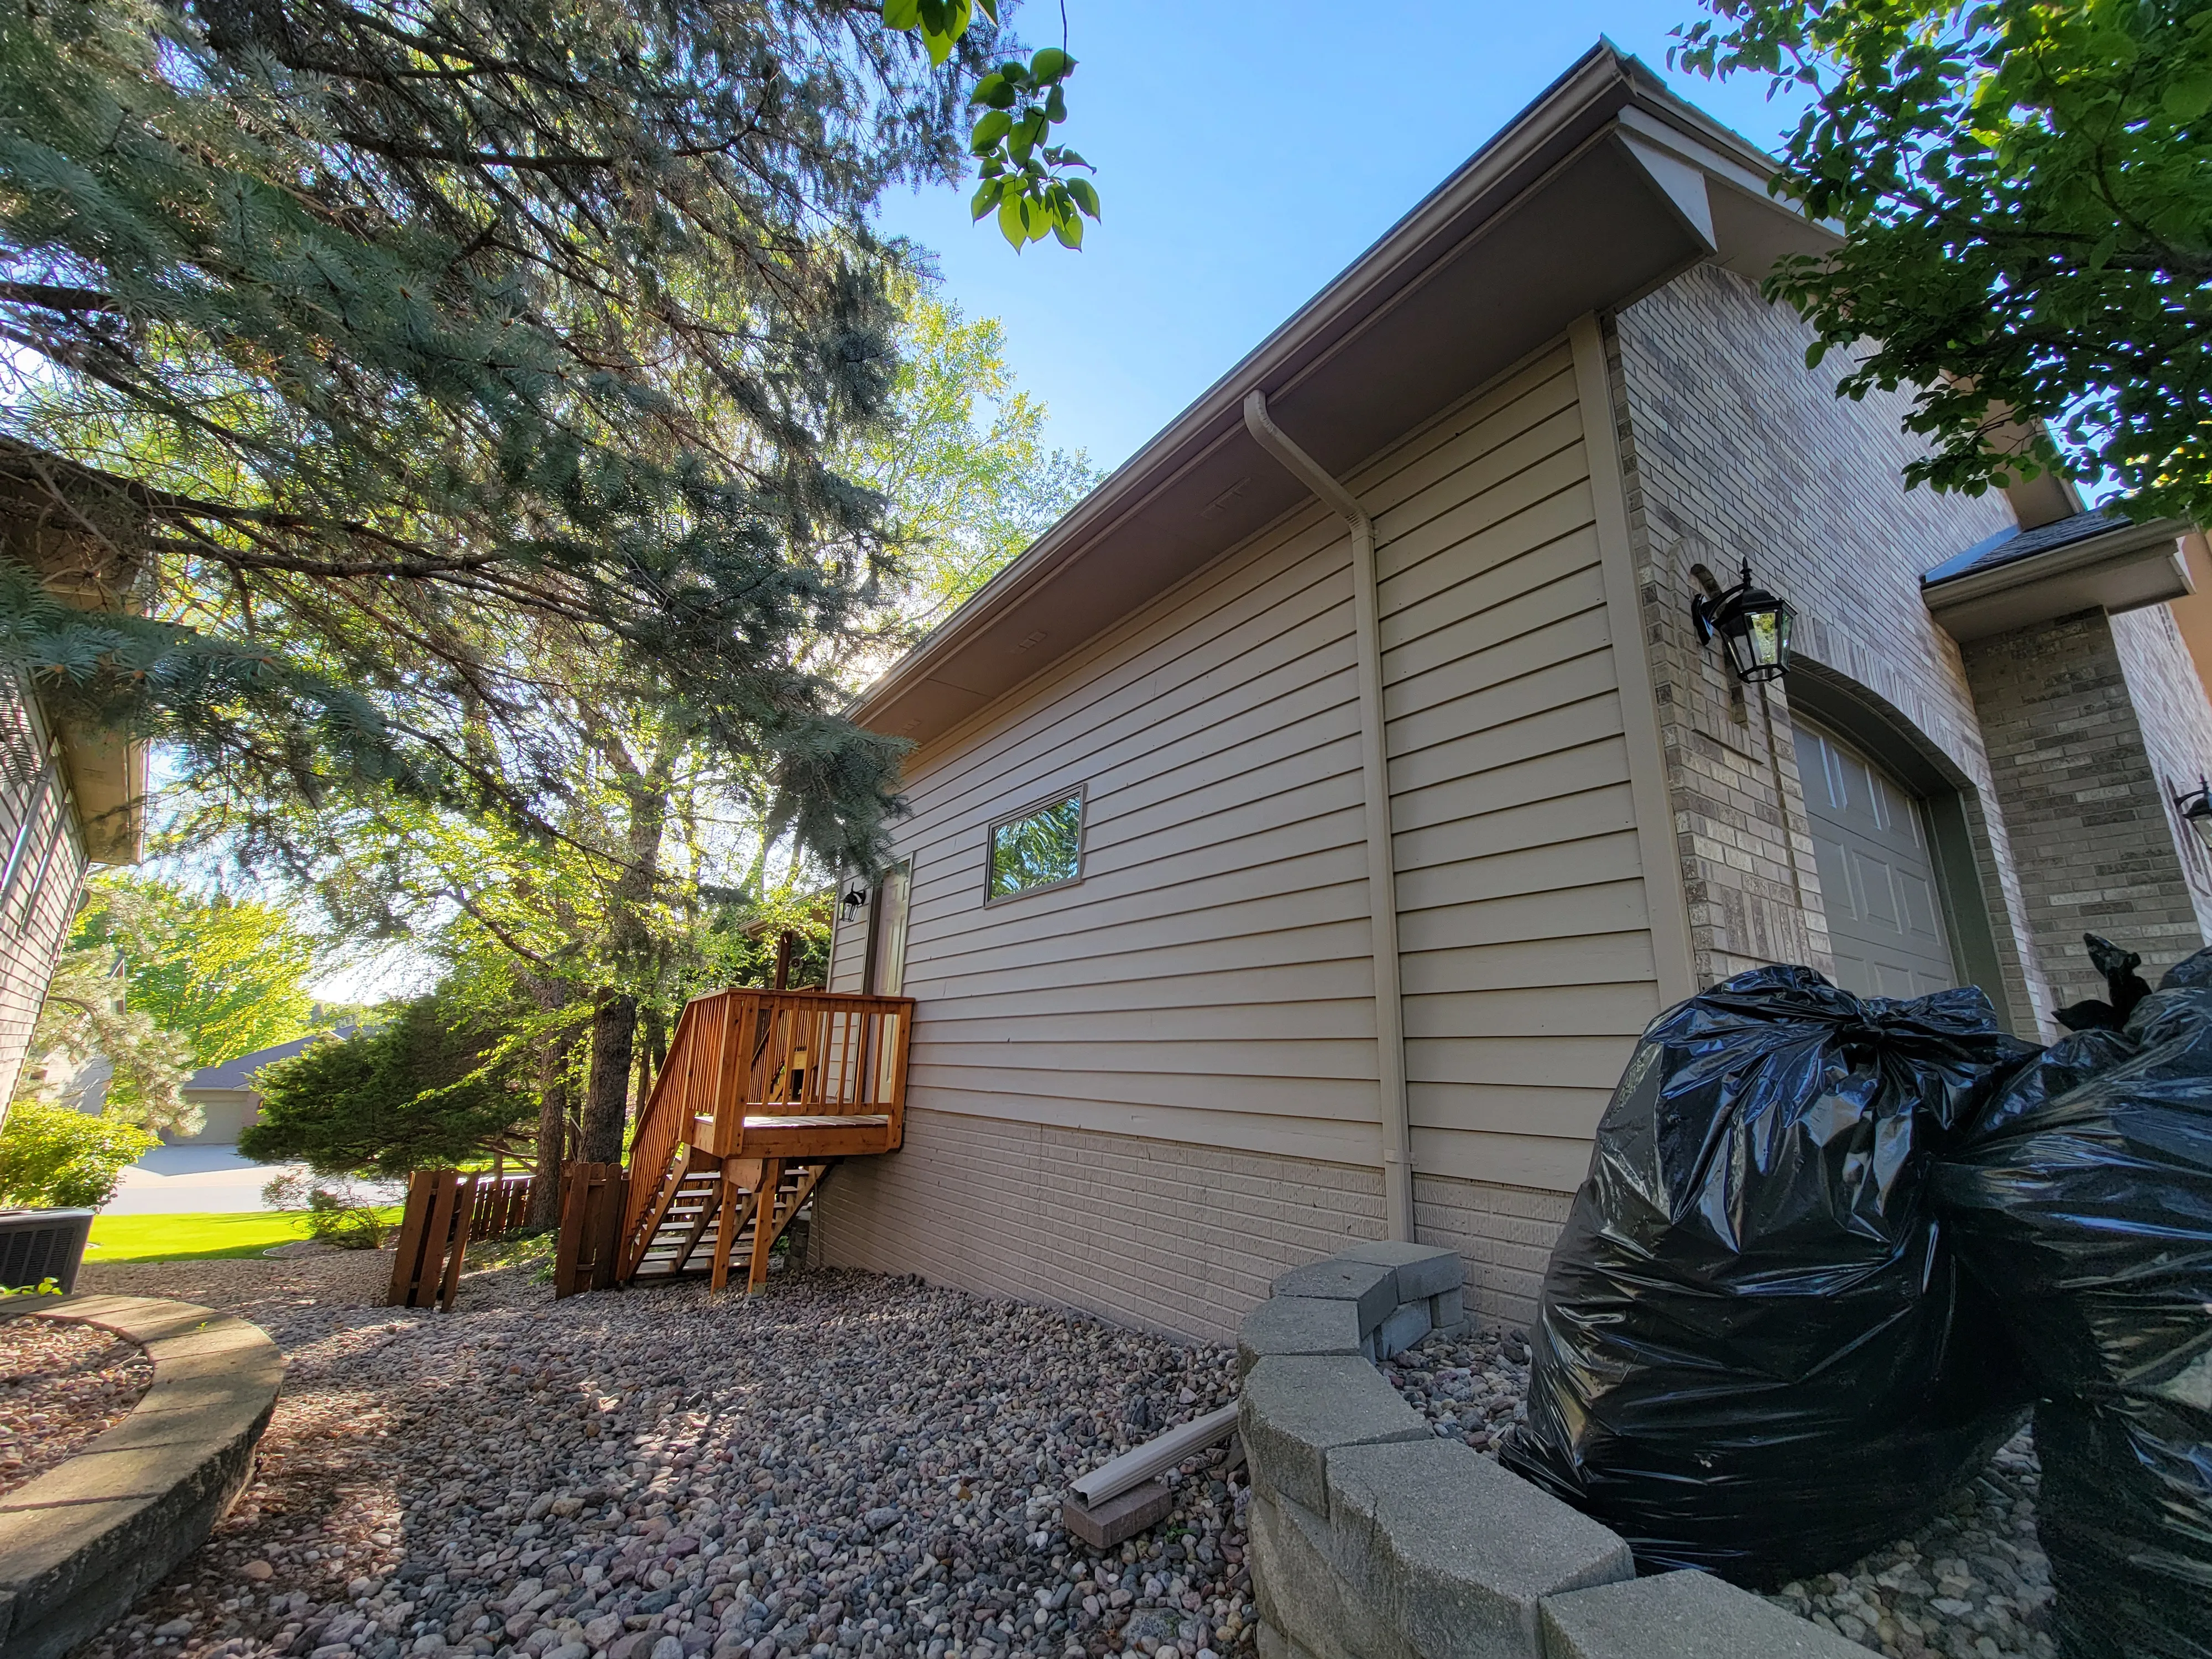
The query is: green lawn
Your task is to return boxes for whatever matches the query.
[85,1209,397,1263]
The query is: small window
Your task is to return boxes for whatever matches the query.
[986,790,1084,903]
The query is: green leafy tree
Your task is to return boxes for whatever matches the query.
[833,280,1098,677]
[241,986,535,1178]
[0,1099,156,1208]
[12,939,193,1131]
[1676,0,2212,521]
[74,875,321,1067]
[881,1,1101,248]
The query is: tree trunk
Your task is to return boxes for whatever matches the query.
[580,990,638,1164]
[575,712,682,1168]
[526,1032,574,1229]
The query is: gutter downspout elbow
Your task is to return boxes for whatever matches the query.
[1242,389,1415,1243]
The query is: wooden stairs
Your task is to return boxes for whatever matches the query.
[613,989,915,1292]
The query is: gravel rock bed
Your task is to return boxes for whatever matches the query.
[72,1254,1255,1659]
[0,1310,153,1494]
[1385,1331,2055,1659]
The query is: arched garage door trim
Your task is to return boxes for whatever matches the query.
[1781,665,2022,1031]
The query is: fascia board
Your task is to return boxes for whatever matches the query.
[1924,519,2194,641]
[844,43,1645,732]
[848,45,1836,738]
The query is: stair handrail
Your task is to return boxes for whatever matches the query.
[616,993,713,1272]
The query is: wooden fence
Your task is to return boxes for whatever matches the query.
[384,1169,536,1311]
[554,1161,627,1299]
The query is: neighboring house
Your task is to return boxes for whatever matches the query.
[169,1033,333,1146]
[0,447,150,1118]
[809,44,2212,1344]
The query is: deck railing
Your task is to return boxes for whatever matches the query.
[615,988,915,1268]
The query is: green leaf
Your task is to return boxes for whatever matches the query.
[998,191,1029,247]
[1031,47,1073,81]
[970,71,1010,108]
[975,0,998,18]
[916,0,947,33]
[2163,71,2212,120]
[969,109,1012,154]
[1045,84,1067,123]
[1066,176,1100,218]
[882,0,921,29]
[1052,212,1083,249]
[970,178,1001,221]
[1010,109,1046,163]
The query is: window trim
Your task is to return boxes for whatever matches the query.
[982,785,1087,907]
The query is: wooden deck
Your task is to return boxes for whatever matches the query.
[614,989,914,1291]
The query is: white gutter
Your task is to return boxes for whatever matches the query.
[1241,389,1415,1244]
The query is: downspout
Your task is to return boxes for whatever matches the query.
[1242,390,1415,1243]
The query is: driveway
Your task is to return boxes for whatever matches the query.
[105,1144,305,1214]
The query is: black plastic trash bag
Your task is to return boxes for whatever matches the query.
[1934,948,2212,1659]
[1499,966,2036,1587]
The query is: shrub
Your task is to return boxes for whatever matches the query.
[260,1172,392,1249]
[0,1102,157,1208]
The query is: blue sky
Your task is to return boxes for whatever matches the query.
[873,1,1812,474]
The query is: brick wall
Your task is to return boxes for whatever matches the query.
[807,1108,1572,1341]
[2111,602,2212,949]
[1963,609,2210,1005]
[1411,1176,1571,1330]
[1608,265,2052,1030]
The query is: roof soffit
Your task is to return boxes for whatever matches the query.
[853,46,1830,752]
[1924,517,2194,641]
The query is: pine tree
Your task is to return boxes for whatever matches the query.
[0,0,1011,873]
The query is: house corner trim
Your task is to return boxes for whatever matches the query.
[1568,312,1698,1007]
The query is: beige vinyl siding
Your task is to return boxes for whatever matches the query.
[1374,343,1660,1193]
[834,479,1381,1167]
[0,677,90,1117]
[826,880,869,991]
[844,337,1666,1194]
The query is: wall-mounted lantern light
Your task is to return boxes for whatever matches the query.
[1692,559,1796,684]
[2174,778,2212,854]
[840,883,870,918]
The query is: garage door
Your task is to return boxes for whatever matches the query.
[1793,720,1959,998]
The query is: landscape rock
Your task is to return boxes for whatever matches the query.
[70,1253,1259,1659]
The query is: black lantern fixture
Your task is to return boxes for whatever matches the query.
[840,883,869,918]
[2174,778,2212,854]
[1692,559,1796,684]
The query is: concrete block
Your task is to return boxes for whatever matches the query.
[1246,1491,1413,1659]
[1376,1300,1431,1359]
[1061,1480,1171,1551]
[1239,1357,1428,1512]
[1540,1571,1872,1659]
[1238,1295,1364,1380]
[1271,1258,1397,1336]
[1430,1287,1467,1334]
[1338,1240,1465,1302]
[1257,1618,1328,1659]
[1,1297,283,1659]
[1327,1438,1634,1659]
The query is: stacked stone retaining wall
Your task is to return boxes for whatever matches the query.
[1235,1245,1868,1659]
